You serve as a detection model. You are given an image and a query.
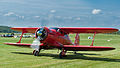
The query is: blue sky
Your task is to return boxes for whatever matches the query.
[0,0,120,28]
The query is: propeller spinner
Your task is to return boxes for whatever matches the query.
[37,31,42,36]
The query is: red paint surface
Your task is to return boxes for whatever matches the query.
[59,27,118,33]
[11,27,39,33]
[63,45,115,51]
[4,27,118,51]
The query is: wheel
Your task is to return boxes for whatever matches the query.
[33,50,36,54]
[34,50,39,56]
[74,51,77,54]
[59,52,63,59]
[59,51,67,58]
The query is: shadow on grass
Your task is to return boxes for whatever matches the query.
[74,53,101,56]
[12,52,120,62]
[12,52,33,55]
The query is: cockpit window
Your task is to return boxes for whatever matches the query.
[49,27,68,36]
[49,27,60,31]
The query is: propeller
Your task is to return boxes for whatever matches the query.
[31,30,43,51]
[31,38,40,51]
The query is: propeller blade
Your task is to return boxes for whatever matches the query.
[31,38,40,51]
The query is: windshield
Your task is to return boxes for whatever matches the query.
[49,27,60,31]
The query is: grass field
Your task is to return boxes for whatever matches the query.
[0,34,120,68]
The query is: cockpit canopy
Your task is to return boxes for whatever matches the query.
[49,27,67,36]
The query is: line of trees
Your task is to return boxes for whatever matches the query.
[0,26,18,33]
[112,31,120,35]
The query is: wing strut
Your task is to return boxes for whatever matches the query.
[90,32,96,46]
[17,31,25,43]
[74,33,80,45]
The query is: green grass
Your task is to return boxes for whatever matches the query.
[0,34,120,68]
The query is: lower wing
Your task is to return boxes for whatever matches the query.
[4,43,32,47]
[4,43,115,51]
[63,45,115,51]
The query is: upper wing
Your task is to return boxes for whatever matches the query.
[63,45,115,51]
[11,27,119,33]
[11,27,39,33]
[59,27,118,33]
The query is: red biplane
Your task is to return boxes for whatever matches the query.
[4,27,118,58]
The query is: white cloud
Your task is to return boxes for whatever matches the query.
[55,16,61,18]
[34,16,40,18]
[15,14,19,16]
[63,17,72,19]
[48,14,54,18]
[15,14,25,19]
[4,12,14,16]
[76,17,81,20]
[50,10,56,13]
[4,12,25,19]
[92,9,101,14]
[67,17,72,19]
[19,16,25,19]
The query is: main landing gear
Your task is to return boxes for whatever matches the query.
[33,49,41,56]
[59,48,67,59]
[73,51,77,54]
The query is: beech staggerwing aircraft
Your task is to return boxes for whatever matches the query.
[4,27,118,58]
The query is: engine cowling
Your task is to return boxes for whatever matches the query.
[35,27,48,41]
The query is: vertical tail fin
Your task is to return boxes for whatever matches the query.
[74,33,80,45]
